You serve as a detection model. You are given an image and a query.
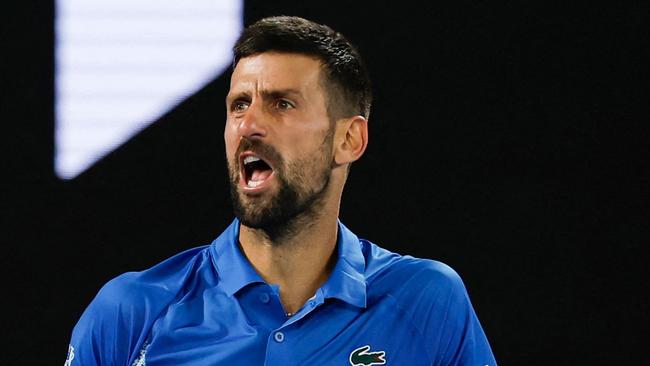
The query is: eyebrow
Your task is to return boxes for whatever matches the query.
[259,88,302,100]
[227,88,303,103]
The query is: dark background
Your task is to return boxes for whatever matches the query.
[3,1,648,364]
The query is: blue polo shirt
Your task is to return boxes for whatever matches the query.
[67,219,496,365]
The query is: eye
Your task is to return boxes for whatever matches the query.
[231,100,249,113]
[276,99,295,110]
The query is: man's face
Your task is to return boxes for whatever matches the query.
[224,52,335,232]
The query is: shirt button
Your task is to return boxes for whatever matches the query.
[274,331,285,343]
[259,293,270,304]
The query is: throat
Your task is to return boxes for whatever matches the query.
[238,223,339,316]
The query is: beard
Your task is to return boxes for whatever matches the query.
[228,132,333,242]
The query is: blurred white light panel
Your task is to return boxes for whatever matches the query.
[55,0,242,179]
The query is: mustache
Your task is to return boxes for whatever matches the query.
[235,138,283,170]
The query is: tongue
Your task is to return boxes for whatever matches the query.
[250,168,272,182]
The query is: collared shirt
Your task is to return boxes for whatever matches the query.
[67,219,497,365]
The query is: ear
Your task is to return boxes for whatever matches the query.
[333,115,368,166]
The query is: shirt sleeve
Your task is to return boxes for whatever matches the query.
[64,245,208,365]
[436,269,497,366]
[66,274,147,366]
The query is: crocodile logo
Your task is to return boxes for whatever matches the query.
[349,345,386,366]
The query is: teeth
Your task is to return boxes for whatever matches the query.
[247,180,262,188]
[243,156,260,165]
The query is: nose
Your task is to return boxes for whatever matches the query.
[237,100,267,140]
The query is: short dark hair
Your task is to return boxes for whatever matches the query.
[233,16,372,120]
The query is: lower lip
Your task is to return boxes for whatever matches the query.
[240,171,276,194]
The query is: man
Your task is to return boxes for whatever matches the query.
[66,16,497,366]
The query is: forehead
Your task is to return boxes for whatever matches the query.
[228,52,325,96]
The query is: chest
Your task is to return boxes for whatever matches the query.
[137,289,433,366]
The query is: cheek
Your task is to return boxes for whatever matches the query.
[223,124,238,155]
[289,138,332,172]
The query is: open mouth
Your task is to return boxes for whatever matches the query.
[241,154,274,189]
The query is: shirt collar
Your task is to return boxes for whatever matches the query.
[210,218,367,309]
[210,219,265,296]
[320,221,367,308]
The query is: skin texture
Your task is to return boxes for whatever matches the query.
[224,52,368,314]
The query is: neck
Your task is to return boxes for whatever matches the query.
[238,200,340,315]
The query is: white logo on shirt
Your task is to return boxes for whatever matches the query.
[64,345,74,366]
[132,340,151,366]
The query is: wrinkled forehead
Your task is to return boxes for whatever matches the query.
[228,52,325,95]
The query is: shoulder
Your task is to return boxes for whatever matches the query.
[69,245,212,364]
[362,240,474,329]
[362,240,465,299]
[95,245,212,309]
[360,240,497,364]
